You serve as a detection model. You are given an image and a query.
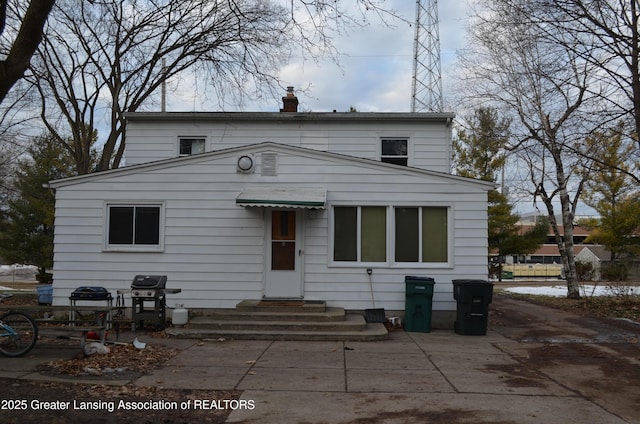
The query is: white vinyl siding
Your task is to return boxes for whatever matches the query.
[124,116,452,173]
[53,142,488,313]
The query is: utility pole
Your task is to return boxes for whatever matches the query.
[411,0,443,112]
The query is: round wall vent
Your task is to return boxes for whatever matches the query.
[237,154,255,173]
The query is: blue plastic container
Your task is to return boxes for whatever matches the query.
[37,285,53,305]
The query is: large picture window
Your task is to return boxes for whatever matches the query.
[332,205,448,265]
[107,204,162,249]
[333,206,386,262]
[395,207,448,263]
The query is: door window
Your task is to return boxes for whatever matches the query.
[271,210,296,270]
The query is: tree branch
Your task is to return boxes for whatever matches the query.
[0,0,55,104]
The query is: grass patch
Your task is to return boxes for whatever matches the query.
[501,290,640,322]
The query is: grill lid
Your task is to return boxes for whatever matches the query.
[70,286,112,300]
[131,275,167,289]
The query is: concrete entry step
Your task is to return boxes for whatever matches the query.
[236,299,327,313]
[164,299,389,341]
[195,307,346,323]
[187,312,366,332]
[165,318,389,342]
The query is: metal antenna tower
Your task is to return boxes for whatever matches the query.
[411,0,443,112]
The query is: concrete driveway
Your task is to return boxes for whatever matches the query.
[134,294,638,423]
[1,293,638,423]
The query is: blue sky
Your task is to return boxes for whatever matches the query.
[166,1,473,113]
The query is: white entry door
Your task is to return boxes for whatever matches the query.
[265,210,303,298]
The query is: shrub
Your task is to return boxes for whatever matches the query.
[601,263,629,282]
[575,261,594,282]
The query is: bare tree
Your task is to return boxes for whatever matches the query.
[0,0,55,104]
[28,0,401,174]
[0,79,40,197]
[461,0,607,298]
[528,0,640,153]
[485,0,640,187]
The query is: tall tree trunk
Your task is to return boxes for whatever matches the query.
[560,190,580,298]
[536,160,582,299]
[0,0,55,104]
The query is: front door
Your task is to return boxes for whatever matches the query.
[265,210,303,298]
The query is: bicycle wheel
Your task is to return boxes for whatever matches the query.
[0,311,38,357]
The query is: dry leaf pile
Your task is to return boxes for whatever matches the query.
[0,292,39,307]
[45,343,179,376]
[502,291,640,321]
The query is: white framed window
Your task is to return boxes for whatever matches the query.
[394,206,448,263]
[333,206,387,263]
[105,203,164,251]
[331,205,449,266]
[380,138,409,166]
[178,137,206,156]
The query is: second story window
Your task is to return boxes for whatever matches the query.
[179,137,205,156]
[381,138,408,166]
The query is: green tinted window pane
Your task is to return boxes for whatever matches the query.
[361,207,386,262]
[422,207,447,262]
[395,208,418,262]
[334,207,357,261]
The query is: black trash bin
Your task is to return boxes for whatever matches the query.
[452,279,493,335]
[404,276,435,333]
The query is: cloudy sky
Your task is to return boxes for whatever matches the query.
[158,1,590,217]
[167,1,473,113]
[276,0,472,113]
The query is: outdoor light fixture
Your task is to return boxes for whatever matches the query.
[237,154,255,173]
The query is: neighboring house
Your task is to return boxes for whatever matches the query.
[507,223,591,265]
[575,245,610,281]
[576,245,640,282]
[49,89,493,327]
[503,220,640,280]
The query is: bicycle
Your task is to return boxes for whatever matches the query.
[0,293,38,357]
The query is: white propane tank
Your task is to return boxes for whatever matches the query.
[172,304,188,326]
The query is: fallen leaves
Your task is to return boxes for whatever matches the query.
[44,343,179,376]
[501,291,640,321]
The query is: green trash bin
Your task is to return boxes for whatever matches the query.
[501,270,513,280]
[453,279,494,335]
[404,276,435,333]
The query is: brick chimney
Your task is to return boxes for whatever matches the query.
[280,86,299,112]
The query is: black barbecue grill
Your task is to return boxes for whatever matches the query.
[70,286,112,300]
[130,275,179,330]
[131,275,167,299]
[68,286,114,327]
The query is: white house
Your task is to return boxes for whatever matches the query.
[49,90,493,327]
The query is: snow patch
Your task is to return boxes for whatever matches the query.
[0,285,33,292]
[504,285,618,297]
[0,264,38,275]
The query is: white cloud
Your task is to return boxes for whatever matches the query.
[161,1,472,113]
[275,0,471,113]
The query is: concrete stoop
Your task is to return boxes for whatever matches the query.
[165,300,389,341]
